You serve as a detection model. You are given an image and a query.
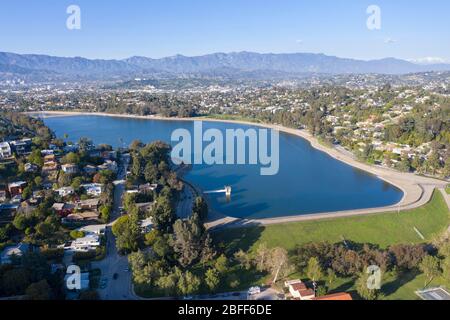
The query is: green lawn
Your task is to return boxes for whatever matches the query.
[446,185,450,194]
[214,190,450,253]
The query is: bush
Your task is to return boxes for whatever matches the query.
[70,230,85,239]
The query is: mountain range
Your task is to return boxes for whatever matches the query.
[1,51,450,81]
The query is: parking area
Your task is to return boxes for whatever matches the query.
[416,287,450,300]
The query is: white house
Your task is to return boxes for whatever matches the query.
[67,234,101,252]
[0,142,12,159]
[62,164,79,174]
[55,187,75,197]
[82,183,103,197]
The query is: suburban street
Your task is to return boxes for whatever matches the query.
[92,154,138,300]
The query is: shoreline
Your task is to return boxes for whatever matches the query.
[27,110,448,228]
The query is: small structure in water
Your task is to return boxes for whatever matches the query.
[204,186,232,202]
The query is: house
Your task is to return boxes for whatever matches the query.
[8,181,27,197]
[76,198,100,211]
[10,139,32,155]
[97,160,118,173]
[42,162,58,172]
[41,149,54,156]
[0,243,30,264]
[62,164,79,174]
[81,183,103,197]
[52,203,75,216]
[42,159,58,172]
[83,165,98,175]
[24,163,38,173]
[66,234,100,252]
[0,142,12,159]
[313,292,353,301]
[139,183,159,193]
[55,187,75,197]
[63,211,100,223]
[285,280,315,300]
[44,154,56,162]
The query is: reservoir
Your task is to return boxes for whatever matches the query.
[43,115,403,219]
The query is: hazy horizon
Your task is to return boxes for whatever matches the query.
[1,0,449,63]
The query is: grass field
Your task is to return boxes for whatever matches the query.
[211,190,449,300]
[446,185,450,194]
[213,190,449,253]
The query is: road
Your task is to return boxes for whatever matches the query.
[176,181,195,220]
[92,153,138,300]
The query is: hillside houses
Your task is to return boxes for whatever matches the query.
[0,142,12,159]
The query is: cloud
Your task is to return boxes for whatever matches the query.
[408,57,449,65]
[295,39,303,45]
[384,37,397,44]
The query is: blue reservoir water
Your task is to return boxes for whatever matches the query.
[44,115,403,219]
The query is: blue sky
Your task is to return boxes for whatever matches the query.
[0,0,449,61]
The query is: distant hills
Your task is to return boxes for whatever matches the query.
[1,51,450,81]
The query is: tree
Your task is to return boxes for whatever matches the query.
[62,152,80,165]
[22,186,32,200]
[177,271,201,296]
[13,213,33,231]
[268,247,290,283]
[71,176,83,191]
[306,257,323,284]
[192,197,208,221]
[1,268,31,296]
[326,268,337,286]
[419,255,440,287]
[254,243,270,272]
[25,280,51,300]
[144,162,159,183]
[171,219,201,267]
[234,250,252,270]
[205,268,220,292]
[112,214,141,253]
[442,256,450,283]
[129,140,144,152]
[99,205,111,222]
[150,196,175,232]
[214,254,229,274]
